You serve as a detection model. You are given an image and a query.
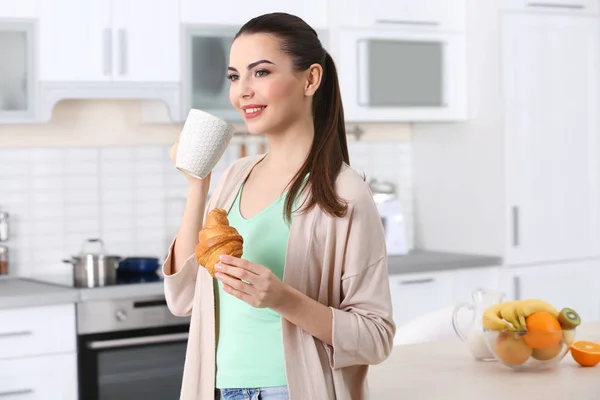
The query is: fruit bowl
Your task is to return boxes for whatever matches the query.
[483,328,576,371]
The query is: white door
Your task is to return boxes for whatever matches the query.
[0,353,78,400]
[502,13,600,265]
[39,0,112,82]
[510,260,600,324]
[112,0,181,82]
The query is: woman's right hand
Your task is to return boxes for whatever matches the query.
[170,137,212,185]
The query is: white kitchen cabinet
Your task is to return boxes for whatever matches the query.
[0,21,36,122]
[508,260,600,323]
[0,303,76,360]
[502,0,599,14]
[111,0,180,82]
[453,267,502,303]
[502,12,600,265]
[39,0,111,82]
[0,353,78,400]
[389,270,454,327]
[330,0,466,31]
[39,0,180,82]
[390,266,503,327]
[0,0,38,19]
[181,0,328,29]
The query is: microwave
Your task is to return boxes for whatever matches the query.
[336,27,467,122]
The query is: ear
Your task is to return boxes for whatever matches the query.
[304,63,323,97]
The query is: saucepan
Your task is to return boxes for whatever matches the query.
[63,238,121,288]
[117,257,160,276]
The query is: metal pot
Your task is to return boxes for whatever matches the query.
[63,238,121,288]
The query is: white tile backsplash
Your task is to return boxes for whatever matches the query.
[0,141,414,276]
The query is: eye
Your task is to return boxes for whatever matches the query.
[255,69,270,78]
[227,74,239,82]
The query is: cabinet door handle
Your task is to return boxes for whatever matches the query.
[356,40,370,106]
[512,206,520,247]
[103,28,112,75]
[527,2,585,9]
[513,276,521,300]
[399,278,435,285]
[0,331,32,339]
[0,389,34,397]
[119,29,128,75]
[376,19,440,27]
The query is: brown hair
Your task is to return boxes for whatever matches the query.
[235,12,350,222]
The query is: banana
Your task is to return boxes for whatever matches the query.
[500,300,525,331]
[482,303,517,331]
[520,299,559,318]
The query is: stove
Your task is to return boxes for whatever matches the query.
[31,271,190,400]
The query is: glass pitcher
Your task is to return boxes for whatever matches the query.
[452,289,505,361]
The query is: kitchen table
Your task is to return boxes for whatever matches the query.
[368,322,600,399]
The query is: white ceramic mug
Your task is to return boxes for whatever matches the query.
[175,109,237,179]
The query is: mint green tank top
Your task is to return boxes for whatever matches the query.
[215,183,290,389]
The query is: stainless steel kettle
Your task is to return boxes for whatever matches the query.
[63,238,121,288]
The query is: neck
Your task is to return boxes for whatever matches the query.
[262,117,314,174]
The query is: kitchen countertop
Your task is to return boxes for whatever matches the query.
[0,275,166,309]
[388,250,502,274]
[0,250,502,308]
[368,322,600,399]
[0,278,80,309]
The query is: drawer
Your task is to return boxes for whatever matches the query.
[0,353,78,400]
[389,271,454,326]
[0,304,76,360]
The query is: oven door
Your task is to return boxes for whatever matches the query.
[78,324,189,400]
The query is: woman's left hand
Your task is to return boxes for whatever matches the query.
[215,255,287,309]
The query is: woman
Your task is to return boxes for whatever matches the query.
[164,12,396,400]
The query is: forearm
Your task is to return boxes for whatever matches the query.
[169,180,210,275]
[272,285,333,345]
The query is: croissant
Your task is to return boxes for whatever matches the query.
[195,208,243,277]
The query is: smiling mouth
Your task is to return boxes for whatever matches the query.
[243,106,266,119]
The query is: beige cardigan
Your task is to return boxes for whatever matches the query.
[163,155,396,400]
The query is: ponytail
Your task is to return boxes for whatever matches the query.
[283,50,350,222]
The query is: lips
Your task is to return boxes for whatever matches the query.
[242,105,266,120]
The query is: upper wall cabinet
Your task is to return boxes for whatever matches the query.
[0,0,38,19]
[331,0,466,31]
[502,0,599,14]
[0,21,36,123]
[181,0,328,29]
[39,0,180,83]
[36,0,181,122]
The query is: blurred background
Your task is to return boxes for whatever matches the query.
[1,1,599,399]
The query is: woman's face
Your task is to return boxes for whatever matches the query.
[228,33,309,135]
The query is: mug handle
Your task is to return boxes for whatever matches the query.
[452,302,474,342]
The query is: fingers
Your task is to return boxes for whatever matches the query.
[216,271,254,296]
[215,263,257,284]
[218,255,262,275]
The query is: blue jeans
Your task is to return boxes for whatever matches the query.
[215,385,289,400]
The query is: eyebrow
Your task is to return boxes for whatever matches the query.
[228,59,275,72]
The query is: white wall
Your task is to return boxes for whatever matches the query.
[411,0,506,256]
[0,99,416,277]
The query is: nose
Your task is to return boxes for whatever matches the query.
[238,76,254,99]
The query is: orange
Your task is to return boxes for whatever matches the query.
[532,343,563,361]
[494,332,533,365]
[571,340,600,367]
[523,312,562,349]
